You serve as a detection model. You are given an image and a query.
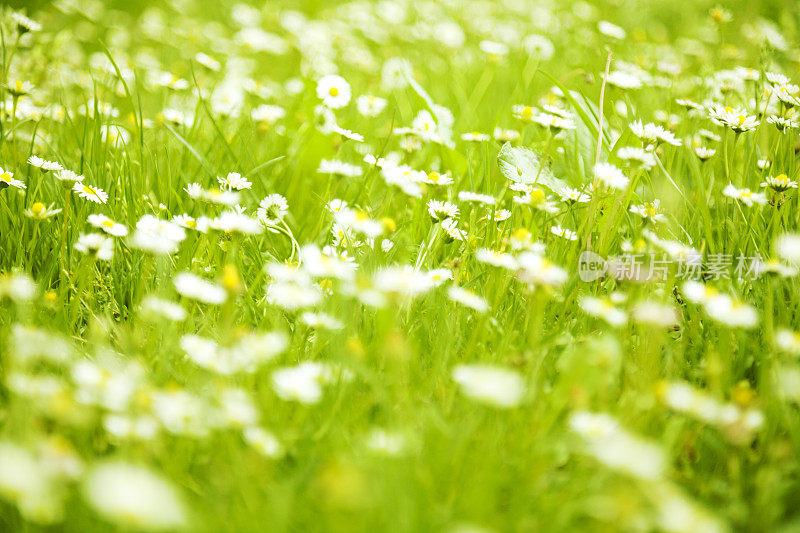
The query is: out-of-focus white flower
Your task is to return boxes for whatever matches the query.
[452,364,525,408]
[83,462,188,531]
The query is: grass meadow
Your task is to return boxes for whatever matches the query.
[1,0,800,531]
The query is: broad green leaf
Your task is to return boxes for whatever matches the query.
[497,142,568,192]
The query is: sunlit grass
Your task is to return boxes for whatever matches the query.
[1,1,800,532]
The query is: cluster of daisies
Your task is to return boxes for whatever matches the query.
[2,1,800,532]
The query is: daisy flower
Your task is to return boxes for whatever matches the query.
[356,95,387,117]
[598,20,626,39]
[257,194,289,226]
[201,188,240,206]
[629,199,667,223]
[27,156,62,172]
[421,171,453,185]
[766,115,798,132]
[0,167,25,190]
[131,215,187,255]
[512,105,536,122]
[629,120,681,147]
[318,159,363,177]
[6,80,33,98]
[447,286,489,313]
[460,131,490,142]
[301,312,344,330]
[593,162,629,190]
[55,169,84,188]
[632,301,679,327]
[516,252,568,287]
[10,12,42,33]
[617,146,656,169]
[580,297,627,326]
[776,233,800,264]
[493,128,520,142]
[208,211,263,235]
[476,248,517,270]
[73,182,108,204]
[272,362,328,404]
[452,365,524,408]
[217,172,251,191]
[194,52,221,71]
[605,71,643,89]
[694,146,716,161]
[776,328,800,355]
[172,214,209,232]
[24,202,61,220]
[251,104,285,127]
[722,184,767,206]
[427,200,459,221]
[558,187,591,204]
[441,218,467,241]
[174,273,226,304]
[704,294,758,328]
[761,174,797,192]
[488,209,512,221]
[550,225,578,241]
[83,462,187,531]
[533,112,576,131]
[74,233,114,261]
[140,296,187,322]
[708,105,760,132]
[316,74,351,109]
[458,191,496,204]
[243,427,283,458]
[88,214,128,237]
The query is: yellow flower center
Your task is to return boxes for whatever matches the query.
[737,115,746,126]
[83,185,96,195]
[530,188,546,203]
[102,220,114,228]
[0,172,11,183]
[428,171,440,183]
[329,87,339,97]
[512,228,530,241]
[15,81,23,91]
[381,217,396,233]
[521,106,534,120]
[186,219,197,228]
[221,264,240,291]
[31,202,44,215]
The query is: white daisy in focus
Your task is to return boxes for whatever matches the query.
[316,74,351,109]
[73,182,108,204]
[0,167,25,190]
[27,156,63,172]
